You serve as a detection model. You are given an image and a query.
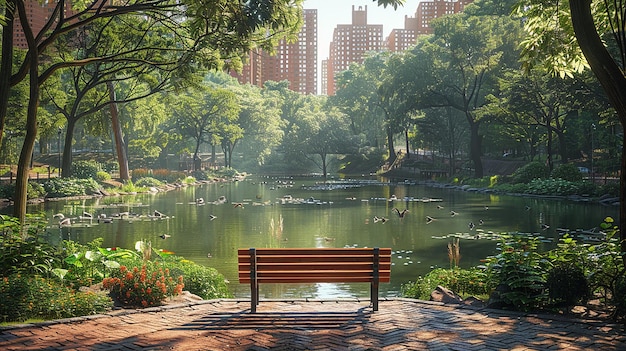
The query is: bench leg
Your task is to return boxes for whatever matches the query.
[251,280,258,313]
[371,281,379,311]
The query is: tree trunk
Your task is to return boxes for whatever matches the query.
[386,125,396,164]
[13,1,39,222]
[321,154,328,179]
[404,128,410,159]
[468,120,483,178]
[107,82,130,180]
[61,119,76,177]
[555,129,569,163]
[570,0,626,261]
[0,3,14,147]
[546,125,554,171]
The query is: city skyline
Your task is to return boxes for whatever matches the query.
[304,0,422,93]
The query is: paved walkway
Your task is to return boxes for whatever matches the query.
[0,298,624,350]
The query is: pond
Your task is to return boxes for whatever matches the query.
[7,176,619,299]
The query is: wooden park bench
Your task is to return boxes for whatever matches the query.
[238,247,392,313]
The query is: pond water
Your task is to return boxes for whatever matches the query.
[8,176,618,299]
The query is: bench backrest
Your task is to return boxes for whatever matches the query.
[238,247,392,284]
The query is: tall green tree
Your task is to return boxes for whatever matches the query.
[0,0,304,221]
[171,87,240,170]
[517,0,626,260]
[396,12,520,177]
[283,96,356,178]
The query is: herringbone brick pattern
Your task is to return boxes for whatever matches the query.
[0,299,624,350]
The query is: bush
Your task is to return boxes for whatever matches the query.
[102,263,184,308]
[43,178,101,197]
[526,178,580,195]
[95,171,112,182]
[0,181,46,200]
[483,235,549,311]
[192,170,210,181]
[0,274,113,322]
[134,177,163,187]
[551,163,583,182]
[401,267,491,300]
[0,215,61,277]
[71,160,101,179]
[101,161,119,173]
[158,259,232,299]
[131,168,151,179]
[546,263,590,307]
[511,161,550,184]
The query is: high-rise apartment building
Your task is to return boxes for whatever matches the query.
[12,0,73,50]
[325,5,383,96]
[385,15,420,53]
[415,0,474,35]
[232,9,318,95]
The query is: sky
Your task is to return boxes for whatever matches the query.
[303,0,422,92]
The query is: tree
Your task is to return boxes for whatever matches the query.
[171,87,240,170]
[283,97,356,178]
[517,0,626,261]
[0,0,304,221]
[396,13,520,177]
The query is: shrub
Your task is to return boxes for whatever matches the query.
[102,264,184,308]
[44,178,86,197]
[483,235,549,311]
[401,267,491,300]
[95,171,112,182]
[101,161,119,173]
[526,178,579,195]
[546,263,589,307]
[192,170,210,181]
[135,177,163,187]
[158,258,232,299]
[131,168,151,179]
[511,161,550,184]
[0,214,61,277]
[71,160,101,179]
[0,274,113,322]
[0,181,46,199]
[551,163,583,182]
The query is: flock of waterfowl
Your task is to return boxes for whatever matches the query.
[49,178,609,248]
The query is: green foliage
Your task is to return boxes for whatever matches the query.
[216,168,239,178]
[0,274,113,322]
[101,161,119,173]
[525,178,581,196]
[95,171,112,181]
[0,182,46,200]
[0,214,61,276]
[598,182,620,196]
[546,263,589,306]
[401,267,492,300]
[71,160,101,179]
[551,163,583,182]
[43,178,101,197]
[192,170,210,181]
[134,177,163,187]
[511,161,550,184]
[483,235,549,311]
[61,238,139,289]
[157,258,232,299]
[102,263,184,308]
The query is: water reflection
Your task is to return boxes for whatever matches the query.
[8,176,618,298]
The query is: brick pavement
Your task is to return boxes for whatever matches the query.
[0,298,624,351]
